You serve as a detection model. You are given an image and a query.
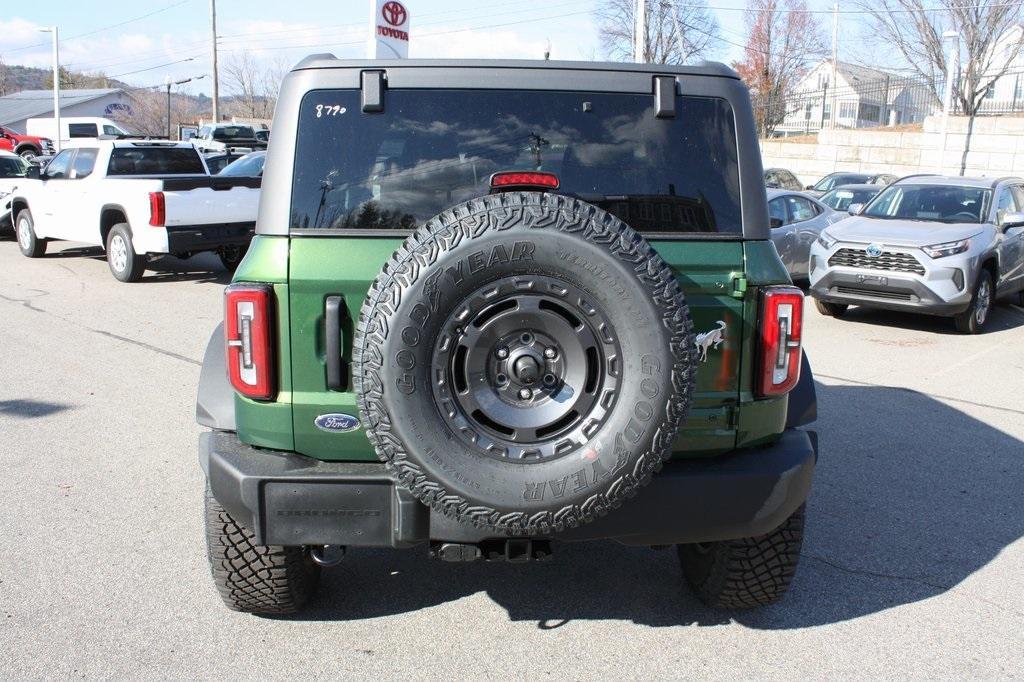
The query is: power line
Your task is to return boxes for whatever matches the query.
[108,57,200,79]
[2,0,192,54]
[686,0,1024,14]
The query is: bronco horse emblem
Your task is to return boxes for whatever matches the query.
[694,320,727,362]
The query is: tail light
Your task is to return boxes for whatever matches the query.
[225,284,275,400]
[148,191,165,226]
[757,286,804,397]
[489,171,559,191]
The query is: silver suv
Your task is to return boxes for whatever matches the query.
[809,175,1024,333]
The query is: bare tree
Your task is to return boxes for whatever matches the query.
[596,0,721,64]
[858,0,1024,116]
[733,0,827,137]
[0,55,8,96]
[221,51,289,120]
[112,88,204,138]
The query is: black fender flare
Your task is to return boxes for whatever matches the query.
[196,323,236,431]
[785,352,817,429]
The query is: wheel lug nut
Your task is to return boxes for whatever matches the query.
[544,347,557,359]
[519,388,532,400]
[496,347,509,359]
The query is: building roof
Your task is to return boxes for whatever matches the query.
[0,88,123,126]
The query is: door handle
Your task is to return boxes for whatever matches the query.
[325,295,346,391]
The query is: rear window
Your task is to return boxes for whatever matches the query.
[213,126,256,141]
[107,147,206,175]
[290,89,742,234]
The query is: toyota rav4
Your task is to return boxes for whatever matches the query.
[196,58,819,615]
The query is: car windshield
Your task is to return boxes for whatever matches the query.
[862,184,991,223]
[213,126,256,141]
[107,146,207,175]
[291,89,743,234]
[815,173,867,191]
[821,187,879,210]
[0,155,29,178]
[219,152,265,176]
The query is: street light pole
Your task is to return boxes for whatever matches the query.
[39,26,60,153]
[210,0,220,123]
[166,75,206,140]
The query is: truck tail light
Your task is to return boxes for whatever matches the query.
[757,286,804,397]
[225,284,275,400]
[148,191,165,226]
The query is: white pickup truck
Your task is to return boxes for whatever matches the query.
[10,140,260,282]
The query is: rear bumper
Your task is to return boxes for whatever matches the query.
[166,222,255,255]
[201,428,817,548]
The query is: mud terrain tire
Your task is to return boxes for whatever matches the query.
[354,192,696,535]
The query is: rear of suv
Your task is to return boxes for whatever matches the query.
[196,58,819,615]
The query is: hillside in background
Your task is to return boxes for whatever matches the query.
[0,63,134,94]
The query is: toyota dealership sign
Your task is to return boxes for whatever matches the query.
[369,0,410,58]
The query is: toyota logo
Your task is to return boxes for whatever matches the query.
[382,1,407,26]
[865,243,883,257]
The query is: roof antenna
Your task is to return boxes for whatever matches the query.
[544,39,551,61]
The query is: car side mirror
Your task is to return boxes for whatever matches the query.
[805,184,815,190]
[25,165,41,180]
[847,203,864,216]
[770,217,784,229]
[1000,211,1024,230]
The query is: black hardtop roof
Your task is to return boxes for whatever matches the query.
[291,55,740,80]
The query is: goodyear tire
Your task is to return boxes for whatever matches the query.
[354,192,695,535]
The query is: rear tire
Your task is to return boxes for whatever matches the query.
[954,271,993,334]
[813,298,847,317]
[16,209,46,258]
[217,244,248,272]
[204,485,321,615]
[678,504,805,609]
[106,224,146,283]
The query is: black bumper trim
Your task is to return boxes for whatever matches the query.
[166,222,255,255]
[201,429,817,547]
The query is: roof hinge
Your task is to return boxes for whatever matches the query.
[654,76,676,118]
[361,70,386,113]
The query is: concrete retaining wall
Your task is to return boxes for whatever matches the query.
[760,115,1024,186]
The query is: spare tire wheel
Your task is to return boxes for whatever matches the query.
[354,192,696,534]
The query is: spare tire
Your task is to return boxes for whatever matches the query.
[354,192,695,534]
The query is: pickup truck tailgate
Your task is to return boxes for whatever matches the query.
[161,176,260,226]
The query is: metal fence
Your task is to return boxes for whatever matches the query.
[754,69,1024,139]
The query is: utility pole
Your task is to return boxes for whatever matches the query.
[829,3,838,129]
[634,0,646,63]
[210,0,219,123]
[39,26,60,152]
[939,31,959,173]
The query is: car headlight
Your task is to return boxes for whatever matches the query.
[816,230,838,249]
[922,239,970,259]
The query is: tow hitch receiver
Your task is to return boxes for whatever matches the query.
[431,539,553,563]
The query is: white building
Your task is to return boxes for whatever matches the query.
[975,25,1024,113]
[0,88,130,134]
[777,61,935,136]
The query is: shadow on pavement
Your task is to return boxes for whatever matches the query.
[288,382,1023,628]
[830,303,1024,335]
[0,399,72,419]
[31,244,233,285]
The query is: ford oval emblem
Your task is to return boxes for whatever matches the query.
[314,413,360,433]
[866,243,883,257]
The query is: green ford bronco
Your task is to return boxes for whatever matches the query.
[196,58,818,614]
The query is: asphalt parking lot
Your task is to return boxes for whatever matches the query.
[1,237,1022,678]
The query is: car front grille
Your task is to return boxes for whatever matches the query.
[828,247,925,275]
[834,286,916,301]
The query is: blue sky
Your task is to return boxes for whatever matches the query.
[2,0,862,96]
